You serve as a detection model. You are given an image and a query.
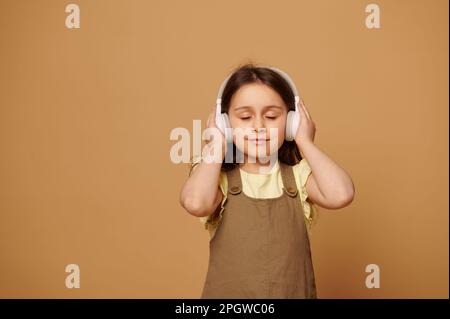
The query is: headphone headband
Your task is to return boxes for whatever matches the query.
[216,65,300,107]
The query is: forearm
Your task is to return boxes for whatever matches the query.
[298,140,355,202]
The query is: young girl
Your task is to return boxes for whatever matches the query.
[180,63,355,299]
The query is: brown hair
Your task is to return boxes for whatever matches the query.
[220,62,302,171]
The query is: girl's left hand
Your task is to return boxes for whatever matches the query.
[294,98,316,148]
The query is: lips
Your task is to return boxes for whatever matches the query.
[246,137,270,145]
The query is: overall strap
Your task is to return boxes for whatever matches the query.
[226,166,242,195]
[280,162,299,198]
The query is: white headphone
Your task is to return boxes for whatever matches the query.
[215,66,301,143]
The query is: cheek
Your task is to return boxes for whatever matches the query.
[267,120,286,143]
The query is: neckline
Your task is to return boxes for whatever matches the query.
[238,159,280,176]
[226,160,300,201]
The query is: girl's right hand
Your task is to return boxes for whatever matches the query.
[205,107,227,162]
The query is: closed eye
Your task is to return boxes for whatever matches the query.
[240,116,277,120]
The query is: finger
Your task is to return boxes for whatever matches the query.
[302,99,312,121]
[297,99,308,122]
[300,98,312,121]
[211,106,219,127]
[207,111,215,128]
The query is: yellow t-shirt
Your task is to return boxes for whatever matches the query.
[190,157,317,240]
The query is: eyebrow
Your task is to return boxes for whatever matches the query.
[233,105,284,111]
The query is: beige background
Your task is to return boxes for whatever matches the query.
[0,0,448,298]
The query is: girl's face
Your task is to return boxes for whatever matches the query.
[228,82,288,161]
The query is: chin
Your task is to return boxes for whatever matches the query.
[241,147,280,162]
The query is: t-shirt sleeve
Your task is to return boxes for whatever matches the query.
[292,158,317,226]
[188,155,202,177]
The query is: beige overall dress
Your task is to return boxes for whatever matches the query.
[201,162,317,299]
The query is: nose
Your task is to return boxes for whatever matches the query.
[252,116,266,133]
[252,127,266,134]
[251,127,267,138]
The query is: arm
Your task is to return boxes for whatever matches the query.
[179,109,226,217]
[180,158,223,217]
[295,98,355,209]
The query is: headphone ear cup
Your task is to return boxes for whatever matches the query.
[285,110,295,141]
[221,113,232,143]
[285,110,300,141]
[215,111,225,134]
